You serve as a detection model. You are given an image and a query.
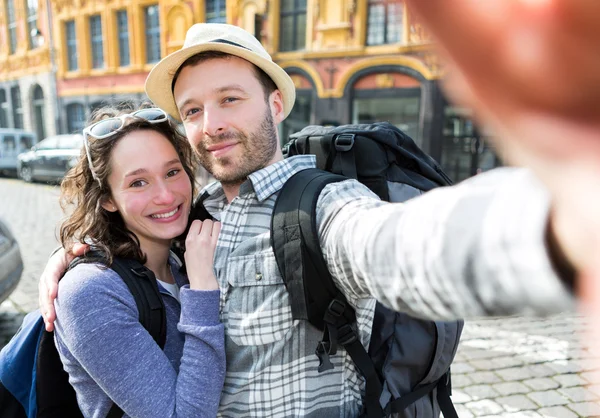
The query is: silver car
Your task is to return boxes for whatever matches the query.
[0,219,23,304]
[17,134,83,183]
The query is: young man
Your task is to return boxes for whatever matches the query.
[39,19,593,416]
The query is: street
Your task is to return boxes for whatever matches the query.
[1,178,599,417]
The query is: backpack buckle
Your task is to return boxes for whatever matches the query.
[334,133,355,152]
[327,299,347,318]
[315,341,334,372]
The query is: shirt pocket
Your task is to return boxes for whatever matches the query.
[221,238,296,346]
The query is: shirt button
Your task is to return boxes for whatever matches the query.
[256,273,263,281]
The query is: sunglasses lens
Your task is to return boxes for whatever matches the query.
[89,119,123,138]
[133,109,166,122]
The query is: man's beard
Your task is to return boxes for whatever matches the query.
[195,109,278,186]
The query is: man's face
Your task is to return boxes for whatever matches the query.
[173,56,285,185]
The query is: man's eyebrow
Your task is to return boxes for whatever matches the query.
[215,84,247,94]
[124,159,181,178]
[176,85,248,110]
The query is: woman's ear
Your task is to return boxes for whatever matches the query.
[101,198,118,212]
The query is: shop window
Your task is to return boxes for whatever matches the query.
[352,91,420,140]
[90,15,104,69]
[145,5,161,63]
[66,103,86,133]
[117,10,130,67]
[440,106,501,182]
[206,0,226,23]
[279,0,307,52]
[65,20,78,71]
[366,0,403,46]
[280,90,312,145]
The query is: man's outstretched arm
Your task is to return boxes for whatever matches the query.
[317,168,575,320]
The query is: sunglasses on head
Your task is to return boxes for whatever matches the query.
[82,108,169,182]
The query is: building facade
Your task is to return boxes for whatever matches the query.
[0,0,59,141]
[1,0,500,182]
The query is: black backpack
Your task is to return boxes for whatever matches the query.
[0,256,167,418]
[270,122,463,417]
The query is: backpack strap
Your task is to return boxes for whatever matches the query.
[384,371,458,418]
[271,168,384,418]
[69,255,167,418]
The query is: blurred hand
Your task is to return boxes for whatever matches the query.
[38,243,88,331]
[184,220,221,291]
[405,0,600,295]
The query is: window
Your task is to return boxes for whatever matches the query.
[279,0,307,52]
[280,91,312,145]
[144,5,161,63]
[366,0,403,46]
[20,135,34,151]
[89,15,104,69]
[11,87,23,129]
[117,10,130,66]
[65,20,78,71]
[33,85,46,141]
[6,0,17,54]
[27,0,39,49]
[0,90,7,128]
[66,103,86,133]
[206,0,226,23]
[352,91,420,140]
[3,136,16,157]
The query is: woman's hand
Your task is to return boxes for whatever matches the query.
[184,220,221,290]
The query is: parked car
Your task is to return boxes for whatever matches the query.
[0,129,37,177]
[17,134,84,183]
[0,218,23,305]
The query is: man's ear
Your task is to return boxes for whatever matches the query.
[101,198,118,212]
[270,90,285,125]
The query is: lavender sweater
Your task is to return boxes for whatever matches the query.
[53,260,225,418]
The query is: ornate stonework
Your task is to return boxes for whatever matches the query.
[374,73,394,89]
[0,48,51,81]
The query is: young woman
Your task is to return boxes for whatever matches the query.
[53,104,225,417]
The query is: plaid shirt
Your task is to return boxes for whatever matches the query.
[202,156,573,417]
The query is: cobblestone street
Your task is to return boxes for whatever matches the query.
[1,177,598,417]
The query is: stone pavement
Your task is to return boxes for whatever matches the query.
[1,177,599,417]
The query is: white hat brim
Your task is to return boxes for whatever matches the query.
[146,42,296,122]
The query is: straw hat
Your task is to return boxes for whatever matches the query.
[145,23,296,121]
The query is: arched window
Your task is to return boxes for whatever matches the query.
[33,85,46,140]
[351,71,421,140]
[11,86,23,129]
[0,90,8,128]
[66,103,86,133]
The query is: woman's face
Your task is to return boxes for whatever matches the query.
[101,129,192,247]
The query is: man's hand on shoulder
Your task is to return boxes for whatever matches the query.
[39,243,89,331]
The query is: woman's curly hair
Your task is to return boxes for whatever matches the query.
[59,101,198,265]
